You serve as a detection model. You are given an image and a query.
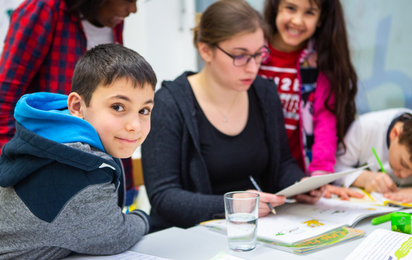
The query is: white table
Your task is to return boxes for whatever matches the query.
[128,215,391,260]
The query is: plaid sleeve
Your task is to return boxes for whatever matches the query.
[0,1,56,149]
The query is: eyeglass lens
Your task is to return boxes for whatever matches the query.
[233,48,270,66]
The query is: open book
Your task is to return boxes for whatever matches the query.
[202,197,396,245]
[345,229,412,260]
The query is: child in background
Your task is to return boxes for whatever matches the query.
[335,108,412,202]
[259,0,358,178]
[0,0,139,204]
[0,44,156,259]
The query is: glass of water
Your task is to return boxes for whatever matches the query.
[224,191,259,252]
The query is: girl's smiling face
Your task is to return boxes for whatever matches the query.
[272,0,321,52]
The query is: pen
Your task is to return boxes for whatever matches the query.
[372,147,399,188]
[249,176,276,215]
[372,147,386,173]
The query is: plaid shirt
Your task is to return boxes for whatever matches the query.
[0,0,135,189]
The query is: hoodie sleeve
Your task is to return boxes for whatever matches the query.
[52,182,150,255]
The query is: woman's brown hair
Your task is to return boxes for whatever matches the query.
[193,0,271,49]
[264,0,358,151]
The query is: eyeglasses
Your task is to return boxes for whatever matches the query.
[216,45,270,67]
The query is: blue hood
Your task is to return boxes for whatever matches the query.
[14,92,105,152]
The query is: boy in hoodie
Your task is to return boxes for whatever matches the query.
[0,44,157,260]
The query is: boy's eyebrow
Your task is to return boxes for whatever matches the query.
[110,95,154,105]
[110,95,131,102]
[144,99,154,105]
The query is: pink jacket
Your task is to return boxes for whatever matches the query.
[297,47,337,175]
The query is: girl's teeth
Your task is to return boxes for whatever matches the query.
[289,29,300,35]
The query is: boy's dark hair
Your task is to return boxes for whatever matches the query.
[71,44,157,106]
[399,114,412,162]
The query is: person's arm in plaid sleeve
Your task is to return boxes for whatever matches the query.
[0,1,56,149]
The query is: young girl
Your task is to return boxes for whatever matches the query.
[259,0,358,177]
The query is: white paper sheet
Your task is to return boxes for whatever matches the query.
[275,165,369,197]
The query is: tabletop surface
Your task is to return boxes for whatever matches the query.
[127,214,392,260]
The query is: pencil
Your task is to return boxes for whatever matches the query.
[249,176,276,215]
[372,147,386,173]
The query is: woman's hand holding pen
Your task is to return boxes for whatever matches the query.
[246,190,286,217]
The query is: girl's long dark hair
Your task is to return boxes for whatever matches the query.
[64,0,107,21]
[264,0,358,151]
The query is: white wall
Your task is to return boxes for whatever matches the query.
[123,0,198,91]
[123,0,198,158]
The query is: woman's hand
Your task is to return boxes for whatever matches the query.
[293,177,326,204]
[246,190,286,217]
[323,185,364,200]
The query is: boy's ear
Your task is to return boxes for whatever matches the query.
[67,92,84,119]
[198,42,213,63]
[389,122,403,141]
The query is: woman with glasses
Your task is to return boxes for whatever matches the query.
[142,0,325,232]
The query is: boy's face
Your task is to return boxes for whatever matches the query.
[80,78,154,158]
[388,137,412,179]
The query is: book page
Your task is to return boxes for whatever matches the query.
[209,251,247,260]
[345,229,412,260]
[275,166,369,198]
[257,198,393,244]
[371,192,412,208]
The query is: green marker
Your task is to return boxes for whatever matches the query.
[371,213,393,225]
[372,147,386,173]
